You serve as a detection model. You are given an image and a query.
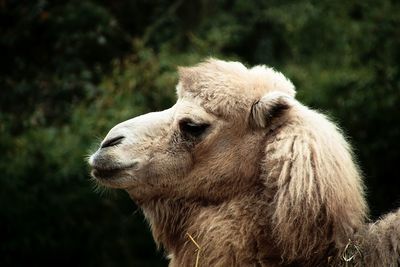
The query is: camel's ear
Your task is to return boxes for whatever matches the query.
[250,91,294,128]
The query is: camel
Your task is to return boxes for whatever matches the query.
[89,59,400,266]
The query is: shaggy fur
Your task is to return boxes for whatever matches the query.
[89,59,400,266]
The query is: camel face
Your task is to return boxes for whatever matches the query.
[89,59,296,201]
[89,94,259,201]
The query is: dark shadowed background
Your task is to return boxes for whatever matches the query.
[1,0,399,266]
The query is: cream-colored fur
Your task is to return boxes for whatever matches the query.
[89,59,400,266]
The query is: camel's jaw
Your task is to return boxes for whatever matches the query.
[90,168,134,189]
[90,160,138,181]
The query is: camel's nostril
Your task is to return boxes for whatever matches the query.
[101,135,125,149]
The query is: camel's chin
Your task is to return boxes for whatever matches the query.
[91,168,135,189]
[91,168,123,180]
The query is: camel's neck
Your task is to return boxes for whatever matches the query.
[139,193,282,266]
[140,198,202,251]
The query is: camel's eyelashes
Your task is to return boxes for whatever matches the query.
[179,119,210,137]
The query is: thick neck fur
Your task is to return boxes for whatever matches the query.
[139,189,287,266]
[141,197,202,251]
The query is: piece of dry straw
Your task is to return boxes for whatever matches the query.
[186,232,201,267]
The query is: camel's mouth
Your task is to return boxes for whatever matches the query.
[90,162,139,181]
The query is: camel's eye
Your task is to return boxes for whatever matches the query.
[179,119,209,138]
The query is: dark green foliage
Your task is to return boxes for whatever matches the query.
[1,0,399,266]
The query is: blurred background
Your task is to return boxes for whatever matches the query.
[1,0,399,266]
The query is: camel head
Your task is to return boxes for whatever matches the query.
[89,59,369,265]
[89,59,296,203]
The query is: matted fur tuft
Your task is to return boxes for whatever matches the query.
[357,209,400,266]
[262,101,368,264]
